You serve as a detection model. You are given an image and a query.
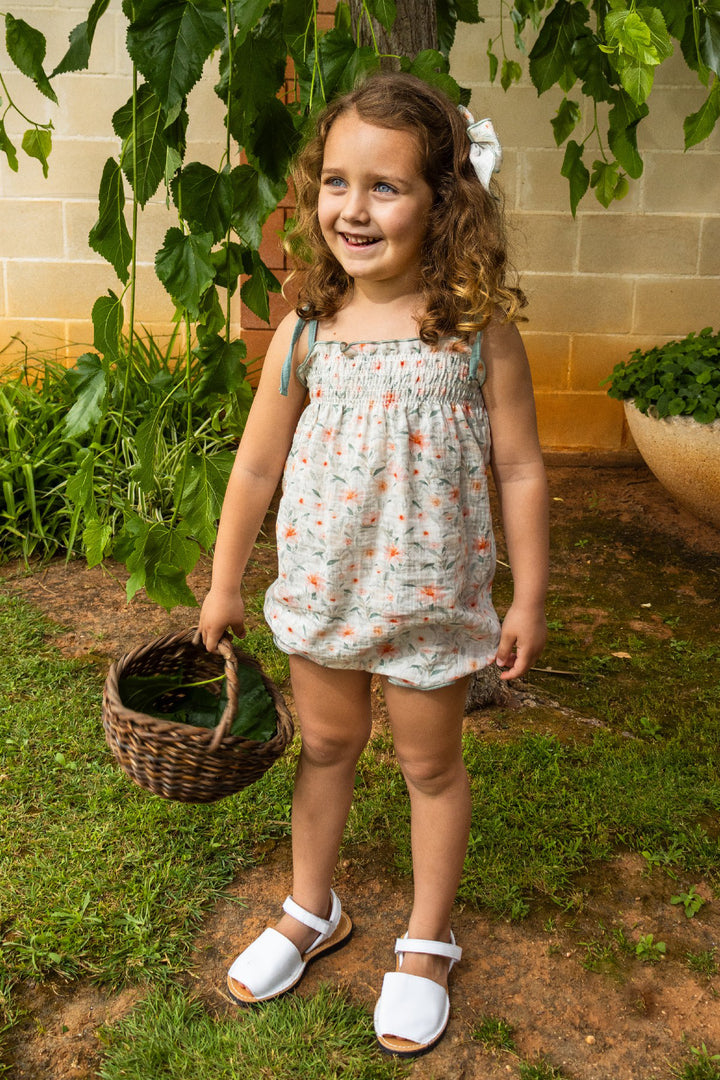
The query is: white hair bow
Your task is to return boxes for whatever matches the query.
[458,106,502,191]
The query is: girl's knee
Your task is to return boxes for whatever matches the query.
[396,750,467,796]
[299,723,371,768]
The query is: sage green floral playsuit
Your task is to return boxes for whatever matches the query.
[263,318,501,690]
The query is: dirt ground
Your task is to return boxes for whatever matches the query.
[2,461,720,1080]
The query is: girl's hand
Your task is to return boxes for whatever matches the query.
[196,589,246,654]
[494,602,547,681]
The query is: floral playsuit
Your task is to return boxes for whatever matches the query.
[263,318,501,690]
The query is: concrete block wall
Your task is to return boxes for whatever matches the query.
[452,1,720,450]
[1,0,718,451]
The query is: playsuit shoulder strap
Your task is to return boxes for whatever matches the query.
[279,317,318,396]
[469,331,485,385]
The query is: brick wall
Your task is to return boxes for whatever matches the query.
[1,0,718,450]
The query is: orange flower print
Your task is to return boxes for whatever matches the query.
[386,545,402,560]
[344,489,360,502]
[474,537,491,555]
[284,526,298,540]
[409,431,427,450]
[419,585,442,602]
[341,626,355,638]
[379,642,397,656]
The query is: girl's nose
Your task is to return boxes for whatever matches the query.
[341,188,370,224]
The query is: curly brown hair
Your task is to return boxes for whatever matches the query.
[286,72,525,343]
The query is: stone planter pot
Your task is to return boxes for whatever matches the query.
[624,401,720,528]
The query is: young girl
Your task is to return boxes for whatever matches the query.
[198,72,548,1057]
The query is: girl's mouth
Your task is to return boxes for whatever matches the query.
[341,233,381,248]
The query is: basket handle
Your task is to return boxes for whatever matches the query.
[207,635,240,753]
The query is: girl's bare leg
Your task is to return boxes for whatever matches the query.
[274,656,373,953]
[381,675,472,987]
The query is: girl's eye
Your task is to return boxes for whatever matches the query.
[375,182,397,194]
[324,177,346,189]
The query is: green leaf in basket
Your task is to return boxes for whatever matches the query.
[117,663,278,742]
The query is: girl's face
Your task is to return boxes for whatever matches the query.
[317,111,434,296]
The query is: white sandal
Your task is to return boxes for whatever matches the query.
[373,932,462,1056]
[226,890,352,1004]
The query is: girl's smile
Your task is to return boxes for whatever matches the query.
[318,112,434,295]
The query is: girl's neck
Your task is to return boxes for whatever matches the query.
[322,286,426,343]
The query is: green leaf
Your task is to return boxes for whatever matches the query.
[171,163,233,243]
[590,159,625,207]
[123,518,200,608]
[699,0,720,75]
[240,250,281,324]
[51,0,111,76]
[529,1,590,94]
[501,58,523,90]
[175,451,234,549]
[366,0,397,33]
[196,285,227,343]
[0,118,18,171]
[487,42,499,82]
[66,448,96,513]
[230,164,286,249]
[21,129,52,178]
[245,98,301,185]
[63,353,108,438]
[337,45,382,95]
[83,517,112,568]
[561,139,590,215]
[154,228,216,318]
[608,91,648,177]
[572,31,616,103]
[113,83,168,207]
[232,0,273,46]
[92,291,124,362]
[5,14,58,104]
[615,51,656,104]
[684,78,720,147]
[88,158,132,283]
[194,335,248,399]
[552,98,581,144]
[221,5,286,135]
[408,50,463,104]
[134,413,161,494]
[126,0,226,116]
[211,241,245,294]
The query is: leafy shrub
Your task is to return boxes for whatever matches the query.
[604,328,720,424]
[0,333,250,576]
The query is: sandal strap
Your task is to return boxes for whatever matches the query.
[282,891,335,937]
[395,935,462,963]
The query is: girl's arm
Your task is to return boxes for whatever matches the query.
[197,313,309,653]
[481,320,549,680]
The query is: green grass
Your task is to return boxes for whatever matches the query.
[97,984,407,1080]
[471,1014,516,1051]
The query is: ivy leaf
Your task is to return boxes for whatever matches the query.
[684,78,720,147]
[63,353,108,438]
[155,228,216,318]
[194,335,248,398]
[699,0,720,75]
[366,0,397,33]
[51,0,111,76]
[171,163,233,242]
[122,517,199,608]
[113,83,168,207]
[561,139,590,215]
[92,291,124,362]
[552,97,581,144]
[127,0,226,117]
[21,129,52,177]
[175,451,235,549]
[240,250,281,324]
[245,98,301,184]
[591,159,626,207]
[487,42,499,82]
[5,15,58,104]
[0,119,18,171]
[608,91,648,177]
[529,1,589,94]
[230,164,286,248]
[232,0,273,46]
[83,517,113,569]
[501,57,523,90]
[221,5,286,136]
[89,158,133,283]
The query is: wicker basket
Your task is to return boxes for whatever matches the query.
[102,629,293,803]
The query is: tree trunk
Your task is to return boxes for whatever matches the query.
[349,0,437,62]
